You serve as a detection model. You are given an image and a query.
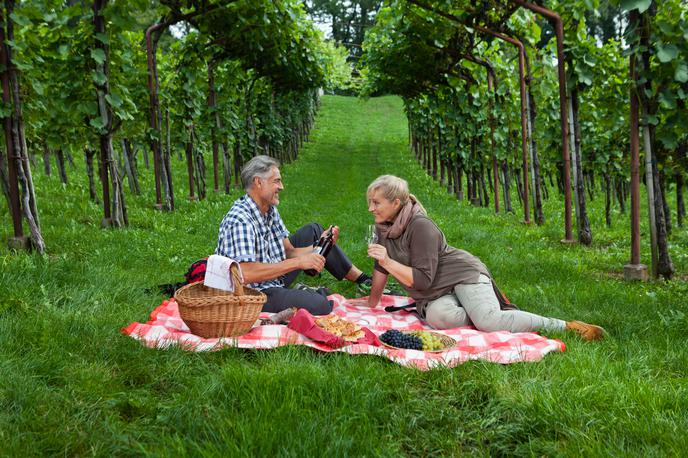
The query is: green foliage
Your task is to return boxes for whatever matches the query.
[1,0,334,224]
[361,2,462,97]
[621,0,653,14]
[9,0,154,152]
[641,1,688,152]
[168,0,325,91]
[319,40,355,92]
[360,0,688,231]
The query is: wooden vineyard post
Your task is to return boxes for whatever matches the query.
[511,0,574,242]
[145,22,167,210]
[623,9,648,281]
[1,4,31,251]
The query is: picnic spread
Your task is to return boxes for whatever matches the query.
[122,293,566,371]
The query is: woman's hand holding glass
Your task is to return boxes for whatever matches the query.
[365,225,378,246]
[366,225,387,264]
[367,243,390,268]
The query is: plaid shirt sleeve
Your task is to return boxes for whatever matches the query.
[216,216,258,263]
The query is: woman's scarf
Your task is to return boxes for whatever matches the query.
[376,197,423,241]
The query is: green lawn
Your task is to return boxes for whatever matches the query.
[1,95,687,456]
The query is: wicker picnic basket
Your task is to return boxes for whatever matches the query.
[174,264,266,338]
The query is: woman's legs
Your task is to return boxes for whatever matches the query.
[454,275,566,333]
[424,293,471,329]
[425,275,604,339]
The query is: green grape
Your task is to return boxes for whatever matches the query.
[409,331,445,351]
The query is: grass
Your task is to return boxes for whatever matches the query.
[1,95,687,456]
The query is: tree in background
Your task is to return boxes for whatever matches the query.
[0,0,45,253]
[305,0,382,64]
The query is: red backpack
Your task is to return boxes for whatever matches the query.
[184,257,208,284]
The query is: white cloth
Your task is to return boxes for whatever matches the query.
[203,255,243,292]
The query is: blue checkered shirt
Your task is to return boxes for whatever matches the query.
[215,195,290,290]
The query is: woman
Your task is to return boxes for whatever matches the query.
[361,175,605,341]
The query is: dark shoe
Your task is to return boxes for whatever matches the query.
[152,282,186,297]
[293,283,331,297]
[357,278,402,296]
[261,307,297,325]
[566,320,606,341]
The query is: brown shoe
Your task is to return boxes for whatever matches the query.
[566,320,606,341]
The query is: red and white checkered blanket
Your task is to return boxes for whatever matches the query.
[122,294,565,370]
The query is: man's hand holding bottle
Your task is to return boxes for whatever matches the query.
[303,225,337,276]
[298,252,326,274]
[323,225,339,244]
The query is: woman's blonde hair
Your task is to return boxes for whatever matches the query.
[367,175,426,214]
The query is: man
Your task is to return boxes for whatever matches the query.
[216,155,372,315]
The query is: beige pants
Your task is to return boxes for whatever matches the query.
[425,274,566,332]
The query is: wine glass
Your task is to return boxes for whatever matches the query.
[366,224,378,246]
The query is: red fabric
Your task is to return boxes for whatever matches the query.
[287,309,381,348]
[288,309,345,348]
[122,294,565,371]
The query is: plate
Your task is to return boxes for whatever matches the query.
[380,330,456,352]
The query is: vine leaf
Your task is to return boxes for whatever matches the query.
[91,48,106,65]
[655,43,678,63]
[95,33,109,45]
[105,93,123,109]
[89,116,106,130]
[92,70,107,85]
[620,0,652,13]
[675,62,688,83]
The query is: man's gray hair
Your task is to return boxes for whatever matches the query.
[241,155,280,190]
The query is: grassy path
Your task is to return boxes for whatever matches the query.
[1,96,687,455]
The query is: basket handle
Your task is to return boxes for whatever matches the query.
[230,263,244,295]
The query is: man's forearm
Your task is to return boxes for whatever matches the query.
[285,245,314,259]
[240,259,300,284]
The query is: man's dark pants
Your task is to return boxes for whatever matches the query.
[261,223,354,315]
